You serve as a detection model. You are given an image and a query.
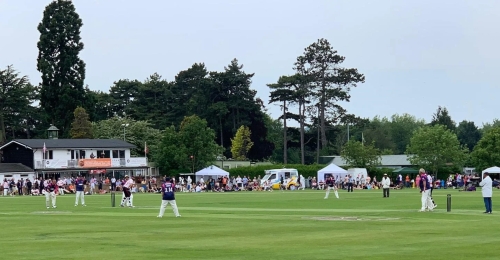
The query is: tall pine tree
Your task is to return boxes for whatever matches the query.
[37,0,86,137]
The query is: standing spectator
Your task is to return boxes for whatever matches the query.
[98,178,103,193]
[45,179,58,209]
[381,174,390,198]
[26,179,32,195]
[39,177,44,195]
[90,177,96,195]
[347,175,354,192]
[236,175,242,189]
[16,180,23,196]
[75,176,86,206]
[242,176,248,190]
[3,179,9,196]
[57,178,65,195]
[111,176,116,191]
[298,175,305,190]
[157,177,181,218]
[479,172,493,214]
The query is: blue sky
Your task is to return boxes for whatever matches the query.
[1,0,499,127]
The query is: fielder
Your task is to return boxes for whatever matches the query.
[45,179,58,209]
[324,176,339,199]
[157,177,181,218]
[75,176,86,206]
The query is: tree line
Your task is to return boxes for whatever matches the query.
[1,0,499,174]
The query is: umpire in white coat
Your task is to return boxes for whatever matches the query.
[381,174,391,198]
[479,172,492,214]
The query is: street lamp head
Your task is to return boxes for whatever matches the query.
[121,124,129,127]
[190,155,194,159]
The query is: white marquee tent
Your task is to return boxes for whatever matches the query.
[195,165,230,182]
[482,166,500,179]
[317,163,348,182]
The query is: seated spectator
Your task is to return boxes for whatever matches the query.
[31,189,40,196]
[311,180,318,190]
[263,181,272,192]
[68,184,75,193]
[195,184,202,192]
[252,181,260,191]
[318,181,324,190]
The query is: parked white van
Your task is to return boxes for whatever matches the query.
[260,168,298,189]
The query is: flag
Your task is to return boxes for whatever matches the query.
[144,142,148,154]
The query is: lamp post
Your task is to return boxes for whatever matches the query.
[121,124,129,141]
[190,155,194,173]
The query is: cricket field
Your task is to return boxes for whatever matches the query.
[0,189,497,259]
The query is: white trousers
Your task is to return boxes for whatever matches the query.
[421,190,433,210]
[3,189,7,196]
[158,200,180,217]
[121,192,133,206]
[75,191,85,205]
[324,186,339,199]
[45,191,56,207]
[59,187,64,195]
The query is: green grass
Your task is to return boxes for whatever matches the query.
[0,188,497,259]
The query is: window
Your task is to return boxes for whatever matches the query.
[284,172,291,178]
[97,150,110,158]
[44,150,53,159]
[80,150,86,159]
[269,174,276,180]
[71,150,81,160]
[112,150,126,158]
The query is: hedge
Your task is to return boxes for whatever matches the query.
[222,164,459,181]
[227,164,398,180]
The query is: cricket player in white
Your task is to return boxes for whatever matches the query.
[45,179,58,209]
[418,169,434,212]
[324,176,339,199]
[121,187,134,207]
[120,175,135,208]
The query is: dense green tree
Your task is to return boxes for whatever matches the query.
[430,106,456,132]
[70,106,92,138]
[86,90,114,122]
[267,77,294,164]
[92,116,162,157]
[268,74,310,164]
[131,73,172,129]
[481,119,500,134]
[231,125,254,160]
[108,79,142,116]
[341,140,381,168]
[154,115,221,175]
[363,116,396,152]
[0,65,37,143]
[37,0,87,137]
[471,127,500,170]
[406,125,467,175]
[456,120,481,152]
[294,38,365,149]
[389,114,426,154]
